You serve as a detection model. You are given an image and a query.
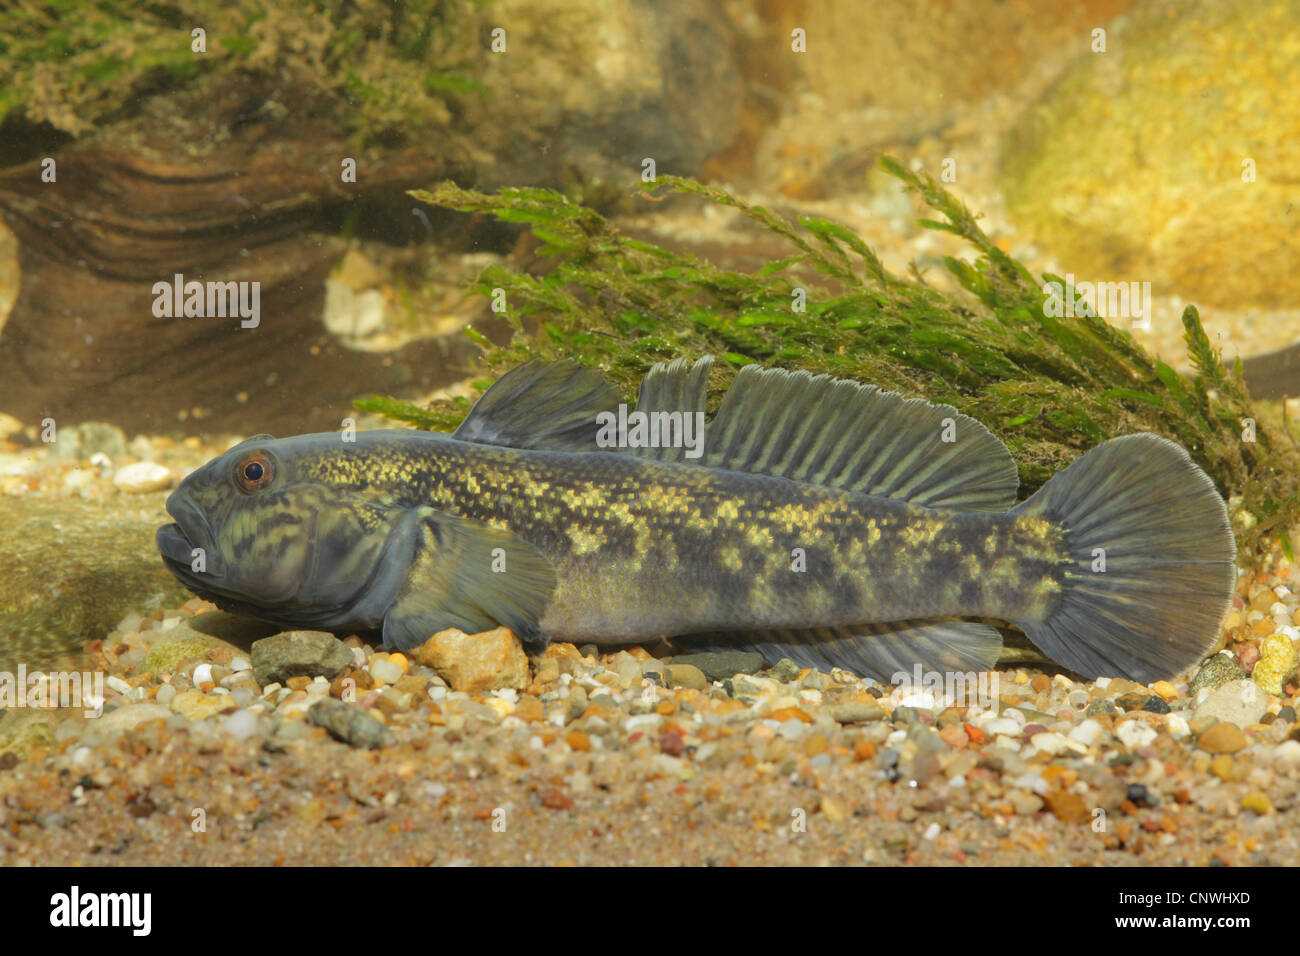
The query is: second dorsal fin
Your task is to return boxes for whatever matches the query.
[635,358,1019,511]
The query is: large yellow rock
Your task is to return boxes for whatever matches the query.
[1001,0,1300,310]
[1253,631,1299,697]
[413,627,529,694]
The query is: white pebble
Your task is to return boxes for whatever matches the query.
[112,461,172,492]
[778,718,809,741]
[155,684,176,707]
[798,689,823,707]
[1114,720,1158,749]
[1068,718,1103,748]
[922,823,940,840]
[230,686,256,708]
[1000,708,1027,726]
[230,656,251,672]
[982,717,1021,737]
[1009,771,1049,795]
[1272,739,1300,769]
[1029,731,1074,756]
[222,710,259,741]
[624,713,662,733]
[192,663,214,686]
[1165,714,1190,740]
[898,691,938,709]
[105,675,131,695]
[370,658,403,684]
[1094,677,1111,690]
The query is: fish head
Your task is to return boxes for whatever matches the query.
[156,433,409,631]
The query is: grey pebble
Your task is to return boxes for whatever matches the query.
[251,631,353,685]
[1085,698,1118,717]
[891,705,921,725]
[767,658,802,683]
[1190,653,1246,695]
[824,700,886,724]
[308,699,391,749]
[667,651,765,682]
[51,422,127,460]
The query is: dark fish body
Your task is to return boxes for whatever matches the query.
[289,432,1063,639]
[158,358,1235,682]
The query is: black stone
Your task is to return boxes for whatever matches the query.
[1126,783,1156,806]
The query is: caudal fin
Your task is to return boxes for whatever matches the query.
[1010,433,1235,682]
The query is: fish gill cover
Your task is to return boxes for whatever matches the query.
[355,157,1300,565]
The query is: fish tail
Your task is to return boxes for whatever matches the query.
[1010,433,1235,681]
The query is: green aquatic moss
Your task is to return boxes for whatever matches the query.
[359,156,1299,564]
[0,0,485,143]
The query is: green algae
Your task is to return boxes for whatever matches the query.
[356,157,1299,564]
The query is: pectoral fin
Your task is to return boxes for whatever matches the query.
[381,509,557,652]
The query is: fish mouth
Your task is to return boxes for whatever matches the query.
[156,522,196,566]
[156,490,224,581]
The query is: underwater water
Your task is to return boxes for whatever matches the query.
[0,0,1298,874]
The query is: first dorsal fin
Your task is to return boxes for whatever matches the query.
[635,358,1019,511]
[453,360,622,452]
[629,356,713,460]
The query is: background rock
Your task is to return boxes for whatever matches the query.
[1000,0,1300,310]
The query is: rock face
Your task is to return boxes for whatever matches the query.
[1000,0,1300,310]
[0,143,473,437]
[0,494,189,671]
[0,0,745,437]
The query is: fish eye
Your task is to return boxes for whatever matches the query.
[234,451,274,492]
